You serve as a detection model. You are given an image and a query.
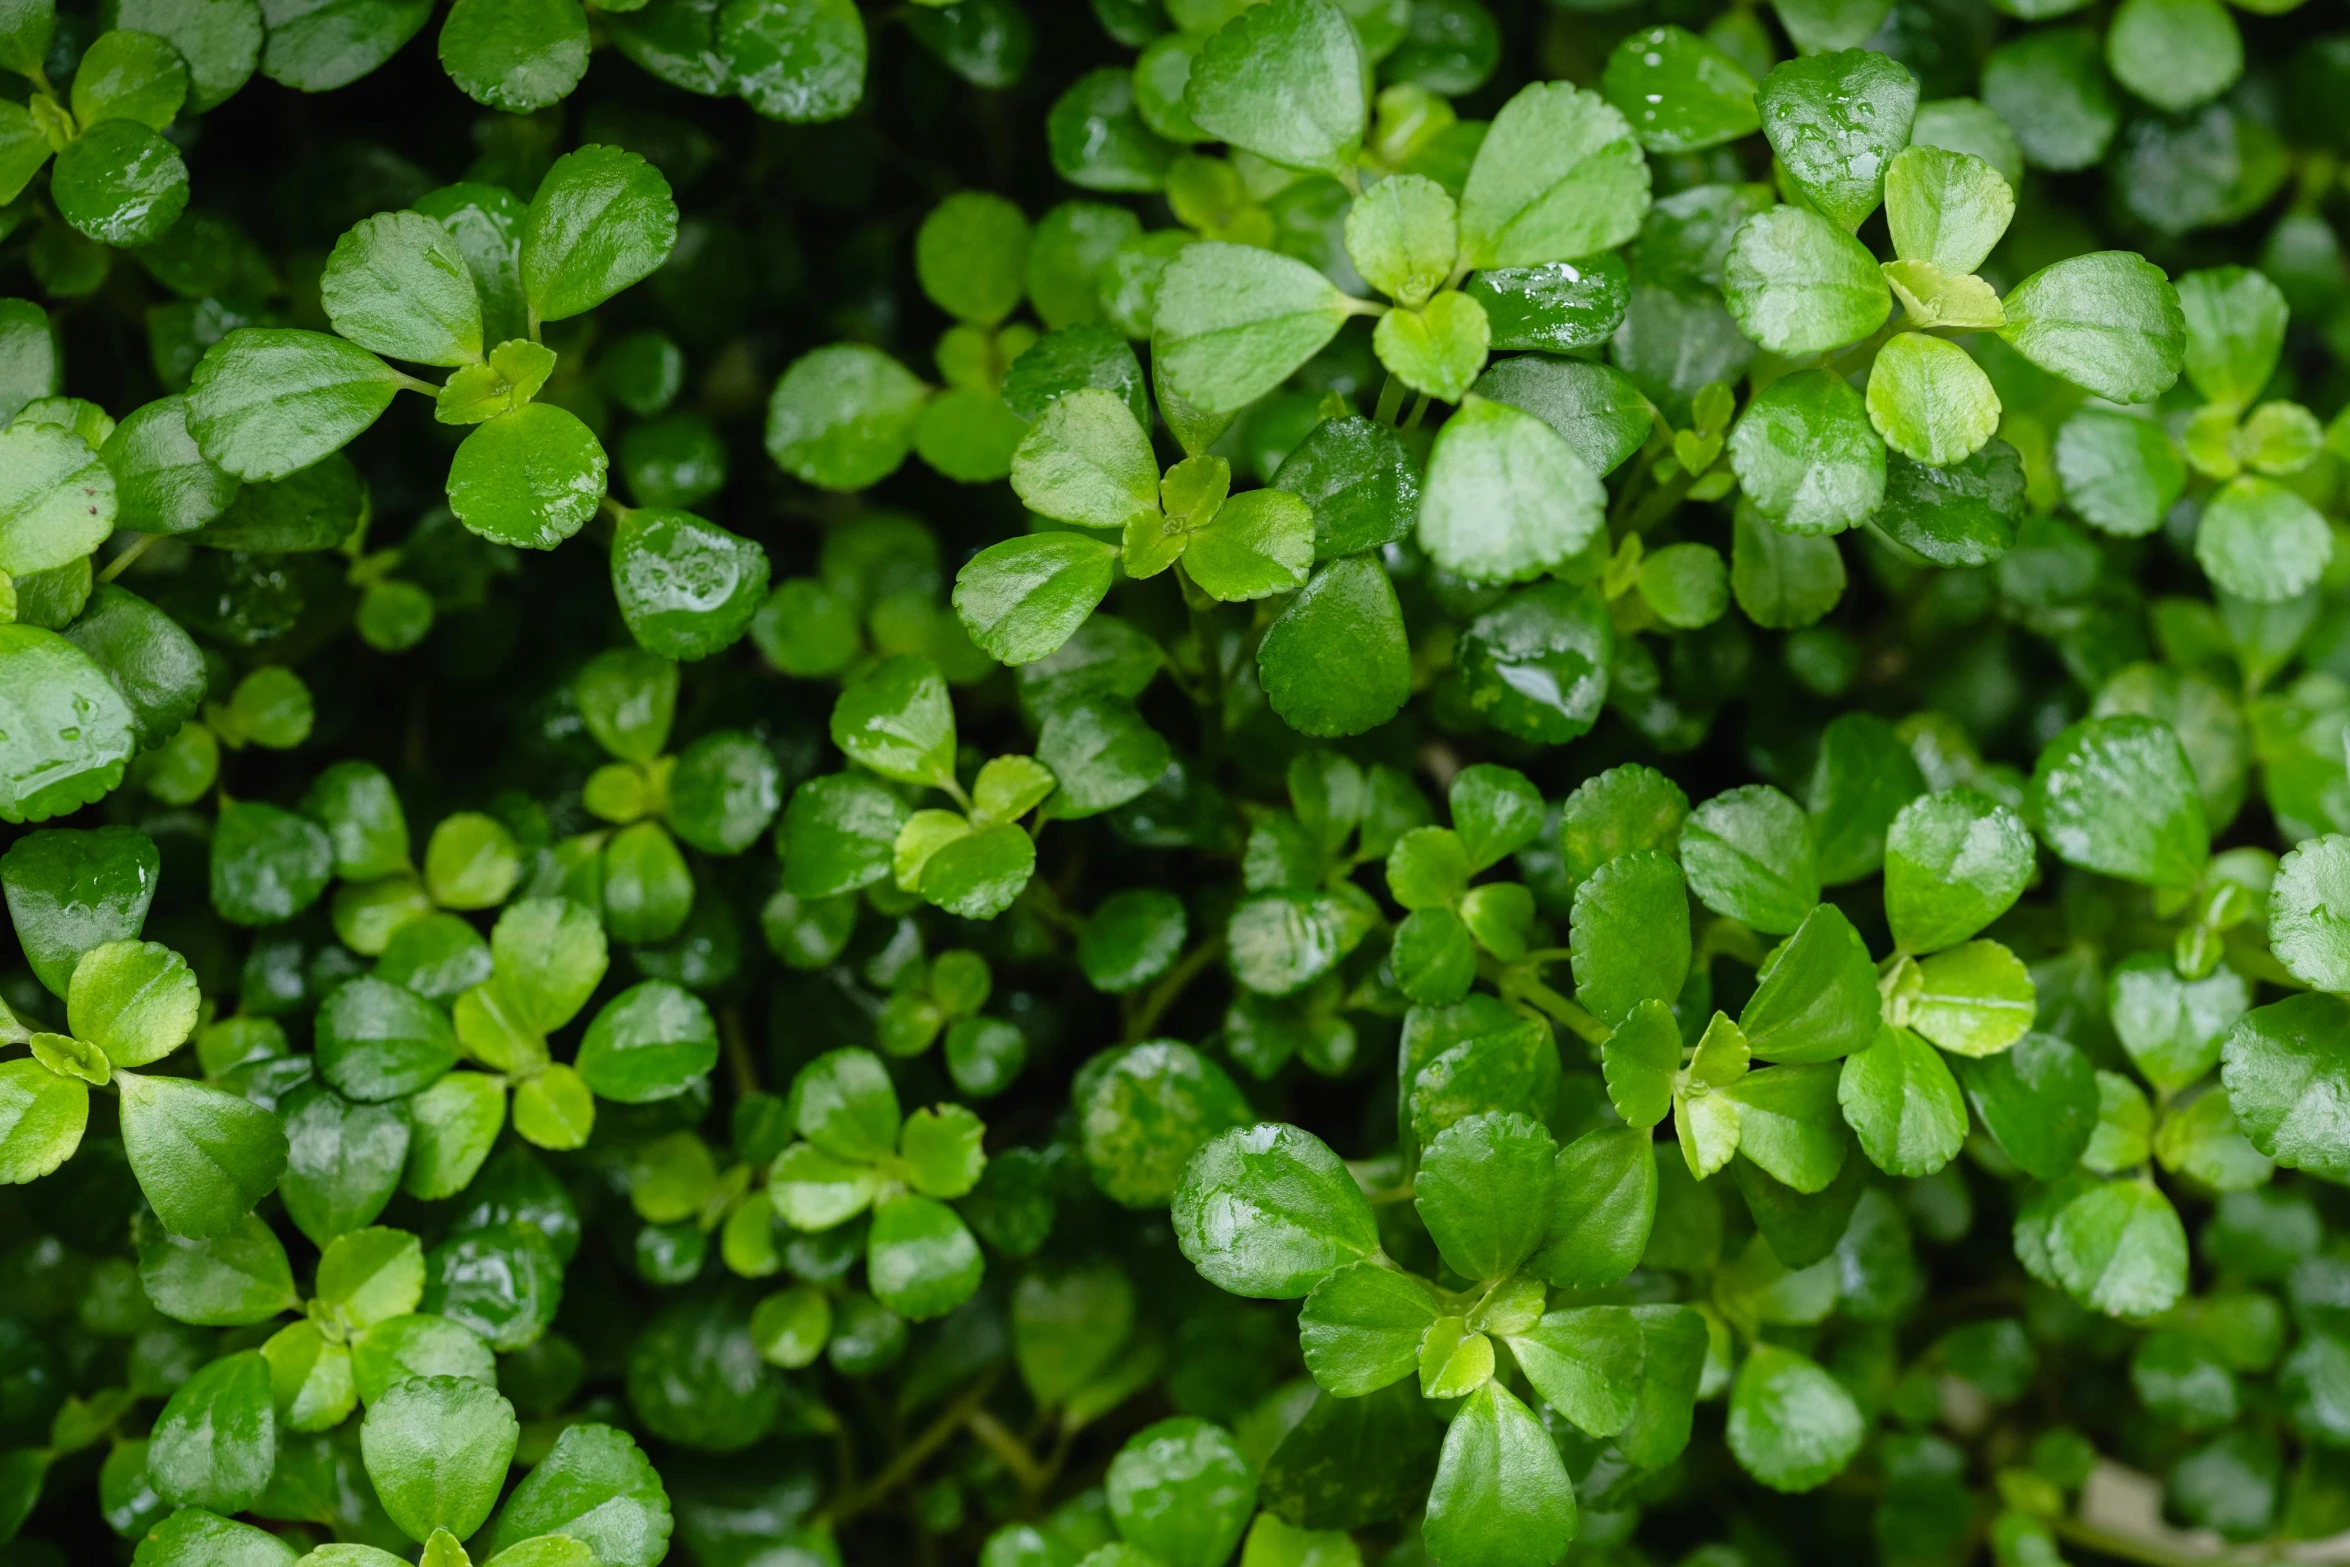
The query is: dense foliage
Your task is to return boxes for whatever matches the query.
[6,0,2350,1563]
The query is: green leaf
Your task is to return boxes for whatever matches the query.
[438,0,588,112]
[136,1211,298,1326]
[2178,265,2285,410]
[1078,1040,1253,1206]
[1466,254,1631,360]
[69,937,197,1068]
[1955,1030,2098,1180]
[0,627,137,824]
[1106,1418,1258,1567]
[610,506,769,659]
[1757,49,1919,230]
[259,0,431,92]
[0,1058,87,1183]
[789,1046,900,1162]
[1740,903,1879,1063]
[520,145,677,325]
[832,654,956,791]
[1184,488,1315,601]
[51,120,188,247]
[1884,145,2014,275]
[1013,1262,1133,1405]
[1,825,158,998]
[1458,80,1649,269]
[350,1312,497,1404]
[1372,291,1489,403]
[1173,1122,1380,1299]
[577,980,716,1104]
[447,402,607,552]
[1048,68,1175,193]
[2109,950,2246,1092]
[1421,1381,1577,1567]
[1998,252,2185,405]
[487,1423,672,1567]
[1732,501,1847,629]
[1507,1304,1643,1436]
[315,1226,426,1328]
[0,419,118,577]
[1601,24,1758,153]
[186,328,400,482]
[2104,0,2240,115]
[1723,204,1889,356]
[1532,1124,1656,1288]
[118,1070,288,1237]
[2196,475,2332,603]
[1838,1026,1966,1177]
[1728,369,1884,535]
[128,1507,297,1567]
[864,1191,983,1320]
[277,1084,410,1245]
[1570,850,1690,1028]
[1415,1110,1555,1281]
[1257,554,1411,738]
[1601,999,1680,1128]
[1037,696,1168,818]
[1884,787,2035,954]
[1298,1257,1443,1395]
[2220,994,2350,1182]
[782,774,908,898]
[1183,0,1364,177]
[1153,242,1353,415]
[1726,1343,1864,1491]
[2026,715,2209,888]
[148,1351,275,1513]
[668,731,782,855]
[361,1374,518,1544]
[1268,414,1420,559]
[320,212,483,368]
[73,27,187,127]
[1867,332,2000,467]
[1908,940,2036,1057]
[403,1070,506,1200]
[105,0,258,112]
[917,192,1029,327]
[1009,386,1159,530]
[1678,785,1818,936]
[1344,173,1456,308]
[318,975,458,1101]
[1979,27,2115,173]
[720,0,867,122]
[100,396,240,536]
[764,344,929,492]
[1418,395,1603,584]
[2045,1177,2188,1316]
[1874,442,2023,567]
[1471,356,1650,482]
[1078,887,1187,993]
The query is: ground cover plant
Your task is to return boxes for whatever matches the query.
[6,0,2350,1562]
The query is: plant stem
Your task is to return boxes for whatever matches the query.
[1126,935,1227,1042]
[1510,978,1610,1047]
[965,1408,1049,1496]
[1374,373,1407,425]
[719,1006,758,1097]
[820,1370,1000,1527]
[98,534,156,583]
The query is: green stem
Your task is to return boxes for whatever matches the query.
[1374,373,1407,426]
[98,534,156,584]
[1401,392,1431,433]
[719,1006,757,1098]
[1126,935,1227,1043]
[965,1409,1049,1498]
[1511,979,1609,1047]
[819,1370,1000,1527]
[1824,318,1901,380]
[1177,563,1225,761]
[2048,1516,2277,1567]
[1622,465,1697,535]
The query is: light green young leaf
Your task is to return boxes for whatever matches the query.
[1417,395,1603,584]
[2026,715,2209,888]
[520,145,679,325]
[447,402,607,551]
[320,212,484,368]
[954,534,1120,666]
[1182,0,1365,176]
[1728,369,1884,535]
[1998,252,2186,405]
[1344,173,1456,308]
[1883,145,2015,276]
[1867,332,2000,467]
[1722,205,1890,356]
[1458,81,1649,269]
[1153,242,1354,414]
[1009,387,1160,530]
